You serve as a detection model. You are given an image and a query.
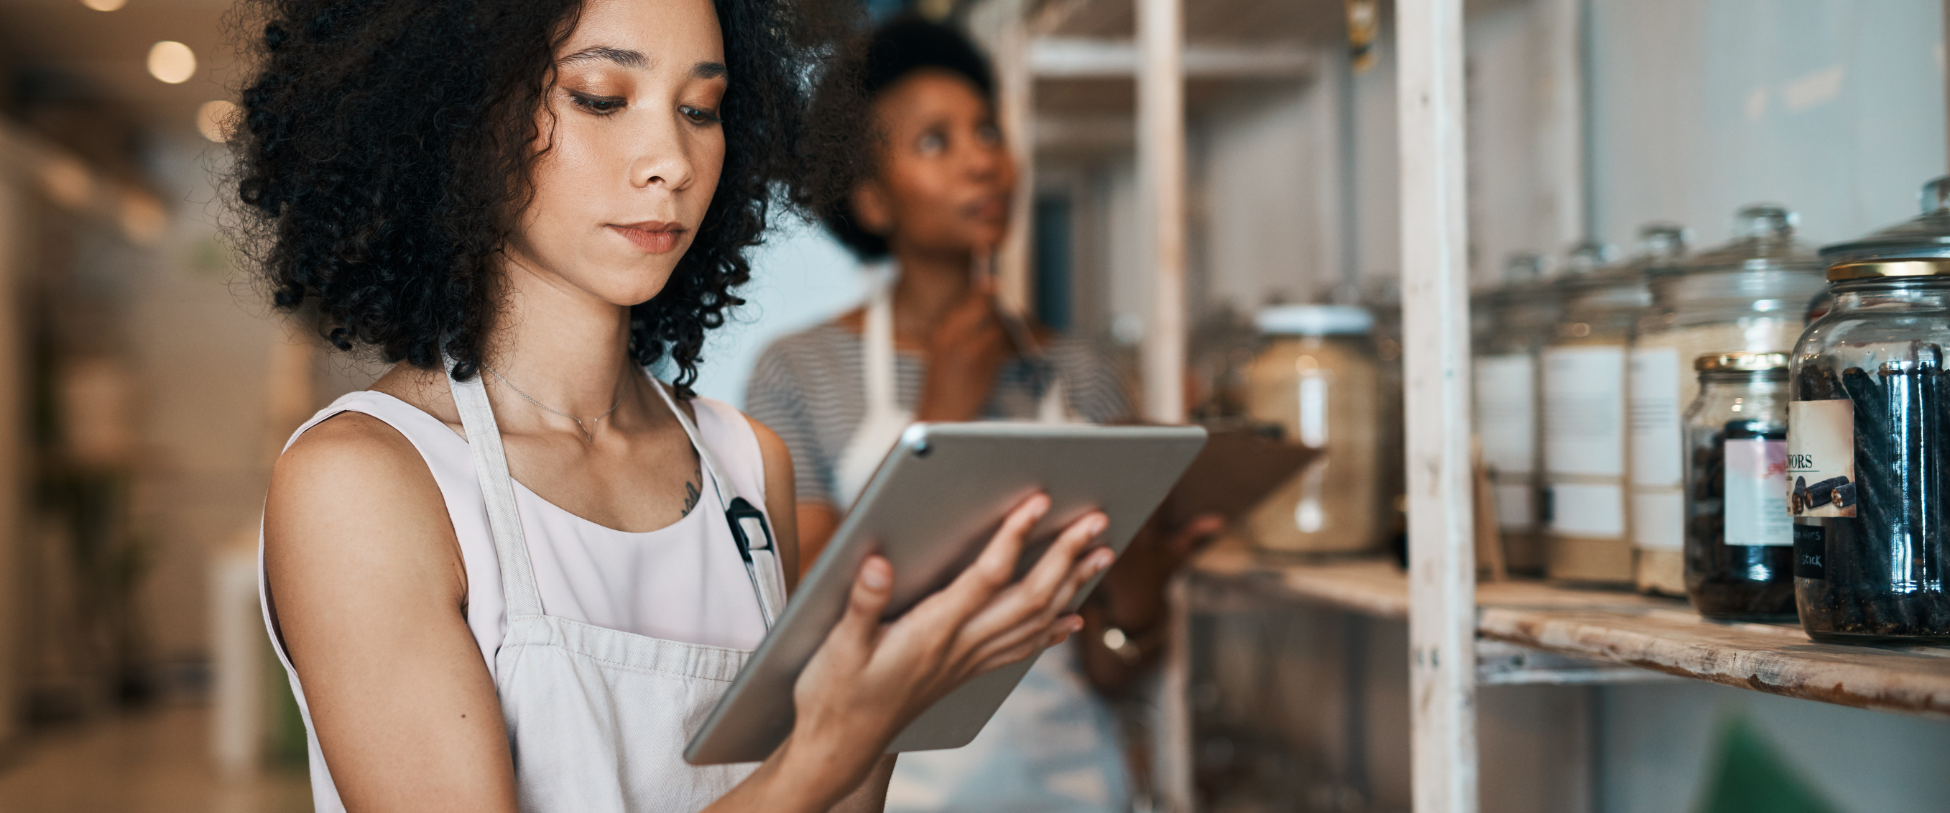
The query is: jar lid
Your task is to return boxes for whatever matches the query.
[1503,252,1544,284]
[1669,204,1822,277]
[1821,177,1950,279]
[1695,351,1789,372]
[1549,239,1624,290]
[1255,305,1374,336]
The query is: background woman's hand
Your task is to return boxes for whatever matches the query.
[915,277,1014,421]
[783,493,1114,804]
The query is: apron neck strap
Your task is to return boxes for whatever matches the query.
[862,266,899,416]
[646,376,736,512]
[447,363,547,619]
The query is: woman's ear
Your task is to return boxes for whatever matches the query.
[850,180,895,236]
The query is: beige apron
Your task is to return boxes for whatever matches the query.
[449,368,783,812]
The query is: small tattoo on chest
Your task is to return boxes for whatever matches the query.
[682,462,702,516]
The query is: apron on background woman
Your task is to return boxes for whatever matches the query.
[837,266,1130,813]
[261,367,785,813]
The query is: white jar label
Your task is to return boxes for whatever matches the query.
[1493,481,1535,531]
[1628,348,1682,487]
[1297,369,1330,447]
[1786,400,1857,518]
[1476,354,1536,476]
[1543,346,1626,477]
[1726,437,1792,546]
[1631,490,1684,550]
[1548,482,1625,538]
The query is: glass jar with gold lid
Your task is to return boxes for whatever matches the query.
[1790,177,1950,641]
[1684,352,1795,620]
[1630,206,1825,596]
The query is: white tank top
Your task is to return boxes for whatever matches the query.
[260,386,776,809]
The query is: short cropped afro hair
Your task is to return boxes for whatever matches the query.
[228,0,839,388]
[806,15,997,261]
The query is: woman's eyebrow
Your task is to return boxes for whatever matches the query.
[560,46,648,69]
[694,61,727,80]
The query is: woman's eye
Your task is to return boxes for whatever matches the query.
[681,106,723,126]
[916,131,946,155]
[570,92,626,115]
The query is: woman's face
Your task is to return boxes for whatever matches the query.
[852,70,1018,258]
[504,0,727,307]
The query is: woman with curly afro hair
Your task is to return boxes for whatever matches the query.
[236,1,1119,811]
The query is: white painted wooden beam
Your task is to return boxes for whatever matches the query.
[1030,36,1312,79]
[968,0,1035,314]
[1539,0,1586,252]
[1033,114,1134,151]
[1138,0,1186,424]
[1397,0,1480,811]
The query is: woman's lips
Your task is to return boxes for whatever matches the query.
[609,222,686,254]
[961,194,1010,223]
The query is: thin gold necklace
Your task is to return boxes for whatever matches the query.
[482,364,624,442]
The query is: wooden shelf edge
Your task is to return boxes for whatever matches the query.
[1476,607,1950,721]
[1188,548,1950,720]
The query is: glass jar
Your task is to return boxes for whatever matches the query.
[1684,352,1795,620]
[1790,178,1950,642]
[1631,206,1825,596]
[1243,305,1382,555]
[1366,281,1409,564]
[1542,239,1651,585]
[1473,253,1558,573]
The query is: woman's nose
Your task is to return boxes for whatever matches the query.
[965,139,1008,180]
[630,120,697,191]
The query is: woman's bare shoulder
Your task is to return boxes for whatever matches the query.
[266,405,465,608]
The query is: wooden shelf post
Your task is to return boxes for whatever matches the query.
[1138,0,1186,424]
[1397,0,1480,811]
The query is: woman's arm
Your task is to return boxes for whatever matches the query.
[263,413,517,812]
[752,419,896,810]
[794,502,841,579]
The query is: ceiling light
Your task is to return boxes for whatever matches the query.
[148,41,196,84]
[81,0,128,10]
[39,157,95,211]
[119,192,167,246]
[197,100,238,143]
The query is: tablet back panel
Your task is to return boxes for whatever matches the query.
[684,422,1206,765]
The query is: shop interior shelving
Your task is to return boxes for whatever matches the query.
[969,0,1950,810]
[1183,544,1950,717]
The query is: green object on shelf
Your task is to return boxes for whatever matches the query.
[1695,714,1840,813]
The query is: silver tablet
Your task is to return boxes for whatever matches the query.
[684,421,1207,765]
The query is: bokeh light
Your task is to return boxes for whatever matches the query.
[147,41,196,84]
[80,0,128,11]
[196,100,238,143]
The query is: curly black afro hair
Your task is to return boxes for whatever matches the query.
[806,15,997,261]
[229,0,851,388]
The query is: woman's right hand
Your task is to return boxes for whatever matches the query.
[915,277,1015,421]
[768,493,1113,809]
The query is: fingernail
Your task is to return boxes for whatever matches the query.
[862,560,890,591]
[1030,495,1051,520]
[1092,548,1115,572]
[1088,515,1108,536]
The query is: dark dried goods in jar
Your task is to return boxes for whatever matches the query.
[1686,420,1796,619]
[1792,351,1950,640]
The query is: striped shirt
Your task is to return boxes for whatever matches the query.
[744,321,1132,506]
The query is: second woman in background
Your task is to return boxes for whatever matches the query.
[746,16,1216,813]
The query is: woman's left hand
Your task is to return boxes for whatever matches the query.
[1078,512,1225,693]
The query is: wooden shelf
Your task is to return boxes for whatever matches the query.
[1186,543,1950,720]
